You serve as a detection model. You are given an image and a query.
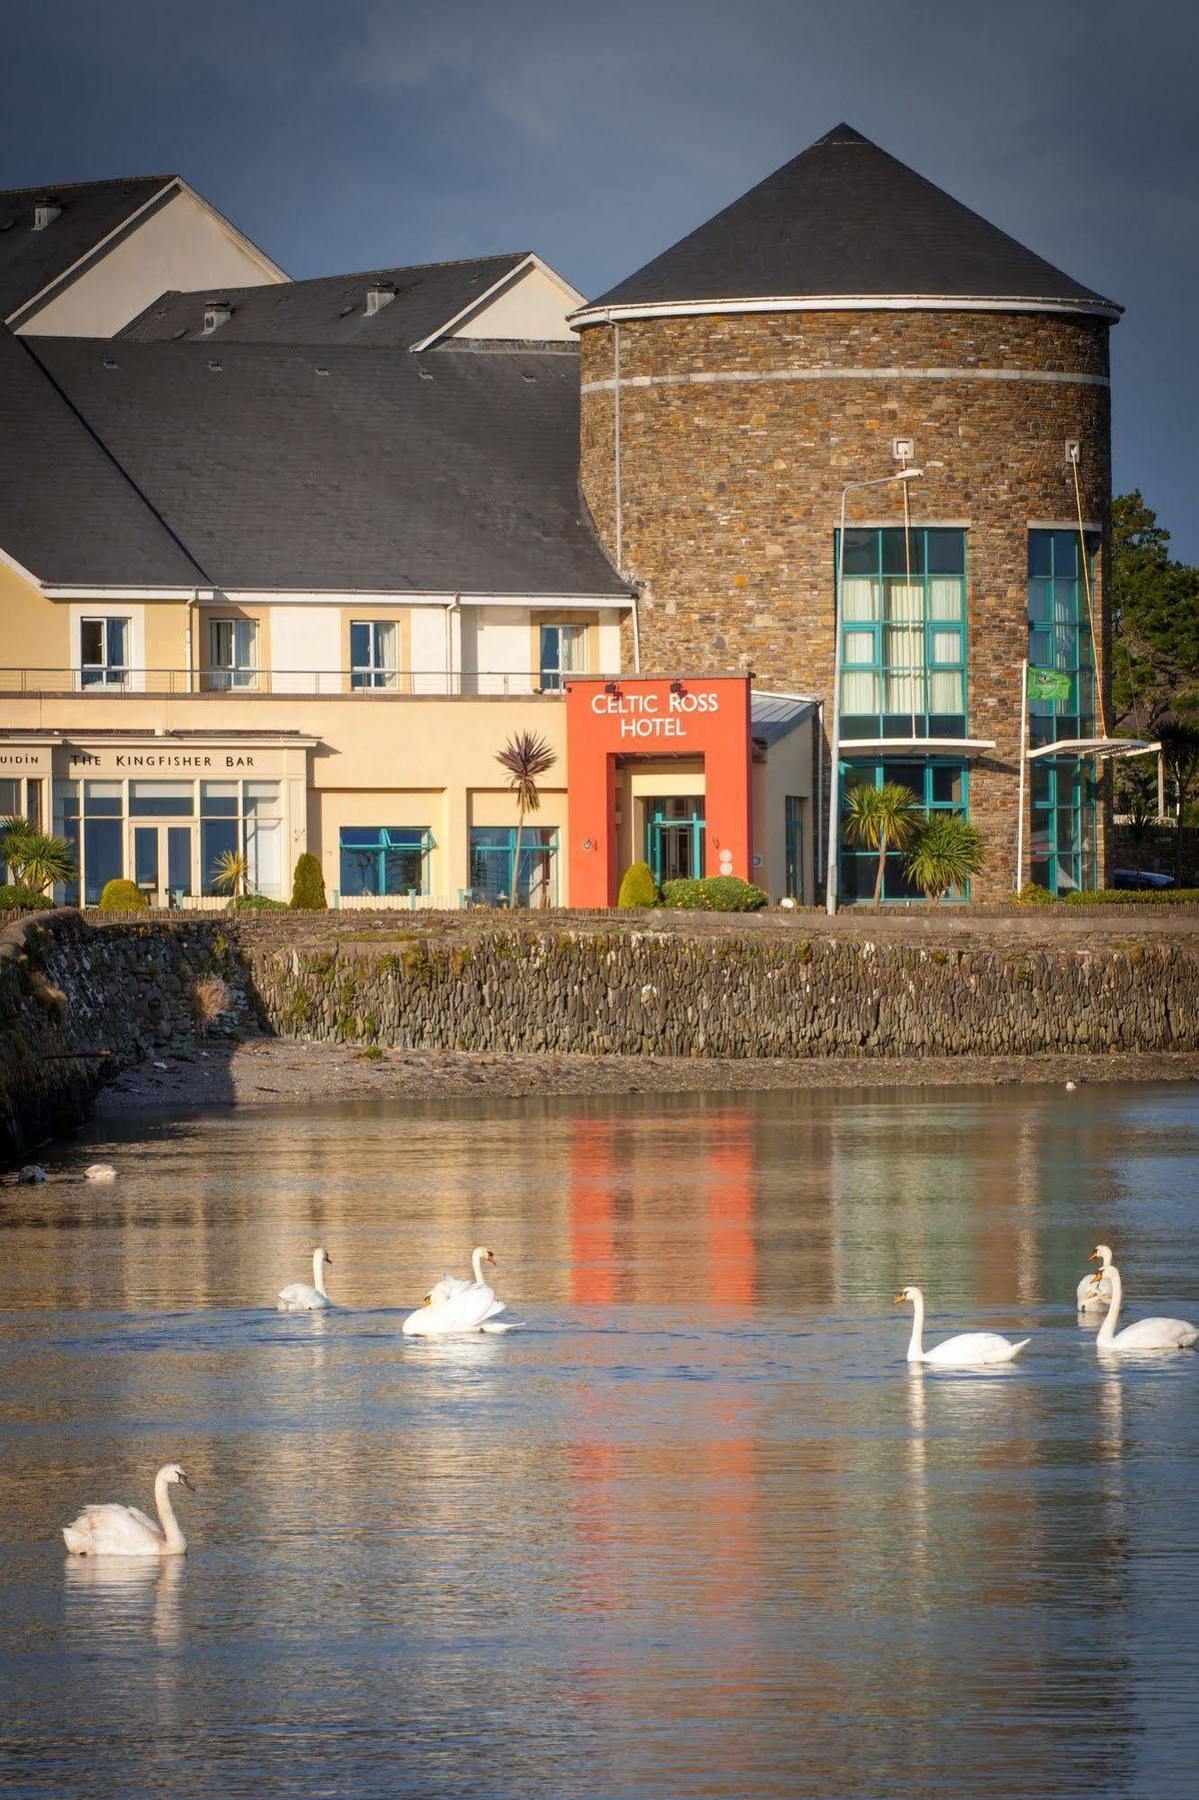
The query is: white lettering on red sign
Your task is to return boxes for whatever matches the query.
[589,690,719,719]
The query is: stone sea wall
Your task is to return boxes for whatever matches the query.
[0,912,256,1161]
[4,910,1199,1161]
[251,930,1197,1059]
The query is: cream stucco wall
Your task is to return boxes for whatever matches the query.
[0,560,66,668]
[449,265,578,344]
[760,721,814,903]
[16,189,285,337]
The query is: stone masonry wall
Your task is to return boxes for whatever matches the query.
[0,912,257,1161]
[578,309,1113,900]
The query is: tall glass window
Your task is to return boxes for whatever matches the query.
[1027,530,1098,893]
[838,528,967,739]
[53,781,81,905]
[350,620,398,690]
[339,827,431,896]
[784,796,806,903]
[79,617,129,687]
[539,623,586,692]
[840,759,969,904]
[208,618,258,690]
[470,827,558,907]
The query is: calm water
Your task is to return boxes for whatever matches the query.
[2,1084,1198,1800]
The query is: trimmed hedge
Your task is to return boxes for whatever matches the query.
[98,879,148,912]
[617,861,660,908]
[0,883,47,911]
[291,853,327,910]
[231,893,289,911]
[1015,883,1199,906]
[660,875,769,912]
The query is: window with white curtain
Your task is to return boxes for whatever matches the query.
[539,623,586,691]
[350,620,398,690]
[837,529,967,737]
[208,618,258,690]
[80,617,130,687]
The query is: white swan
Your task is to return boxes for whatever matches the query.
[1077,1243,1115,1310]
[402,1246,512,1336]
[62,1462,194,1557]
[277,1247,332,1312]
[896,1285,1030,1367]
[1089,1263,1198,1352]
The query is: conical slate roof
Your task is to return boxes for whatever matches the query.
[584,125,1118,316]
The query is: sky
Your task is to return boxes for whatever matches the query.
[3,0,1197,558]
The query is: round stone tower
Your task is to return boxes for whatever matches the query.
[573,125,1121,902]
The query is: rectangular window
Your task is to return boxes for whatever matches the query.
[0,778,19,818]
[128,781,194,818]
[469,827,558,908]
[784,796,806,903]
[339,827,432,897]
[839,758,970,904]
[837,529,967,739]
[208,618,258,690]
[80,617,130,687]
[350,620,398,690]
[539,623,586,692]
[1027,530,1098,894]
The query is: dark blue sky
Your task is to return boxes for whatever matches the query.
[4,0,1197,557]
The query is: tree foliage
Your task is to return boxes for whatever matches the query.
[1111,491,1199,736]
[842,781,921,906]
[495,731,557,907]
[904,813,985,903]
[0,816,77,895]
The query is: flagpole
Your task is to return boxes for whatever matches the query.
[1016,659,1028,892]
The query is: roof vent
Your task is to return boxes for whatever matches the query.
[32,196,61,231]
[202,301,232,335]
[365,281,395,317]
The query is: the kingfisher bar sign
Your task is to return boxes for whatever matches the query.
[67,750,259,769]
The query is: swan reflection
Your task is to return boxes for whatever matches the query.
[63,1552,184,1646]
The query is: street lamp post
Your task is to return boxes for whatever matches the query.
[825,467,924,915]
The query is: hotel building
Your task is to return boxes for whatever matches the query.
[0,127,1119,906]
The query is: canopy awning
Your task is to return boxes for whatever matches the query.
[1027,736,1156,760]
[840,736,997,757]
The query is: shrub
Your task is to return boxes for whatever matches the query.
[291,853,327,910]
[1013,883,1056,905]
[660,875,769,912]
[618,861,660,908]
[0,883,48,911]
[904,813,985,902]
[190,976,232,1032]
[98,879,148,912]
[231,893,288,911]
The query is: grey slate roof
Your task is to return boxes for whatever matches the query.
[0,327,204,586]
[589,124,1118,313]
[7,335,627,596]
[0,175,172,322]
[750,691,817,746]
[119,255,535,349]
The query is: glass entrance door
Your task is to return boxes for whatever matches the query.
[132,824,194,906]
[646,798,705,884]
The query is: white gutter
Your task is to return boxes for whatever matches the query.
[570,293,1122,328]
[39,586,633,608]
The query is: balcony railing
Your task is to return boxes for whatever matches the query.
[0,668,598,698]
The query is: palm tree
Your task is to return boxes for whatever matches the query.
[904,812,985,903]
[2,817,77,896]
[842,781,921,907]
[495,730,557,906]
[210,848,249,904]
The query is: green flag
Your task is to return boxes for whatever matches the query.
[1026,665,1071,702]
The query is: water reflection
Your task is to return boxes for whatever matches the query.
[0,1084,1196,1798]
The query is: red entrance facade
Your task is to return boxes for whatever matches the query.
[565,675,753,907]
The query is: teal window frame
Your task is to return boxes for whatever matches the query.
[1027,529,1096,748]
[784,796,805,902]
[839,757,970,904]
[339,827,432,896]
[836,527,968,740]
[645,796,705,885]
[1027,530,1098,894]
[469,827,559,907]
